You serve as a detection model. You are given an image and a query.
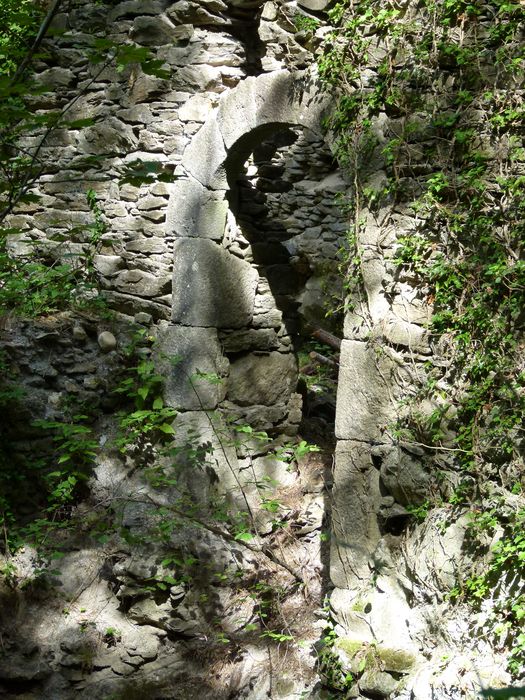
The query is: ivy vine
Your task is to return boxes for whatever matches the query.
[319,0,525,677]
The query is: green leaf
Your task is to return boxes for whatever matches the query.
[234,531,254,542]
[158,423,175,435]
[137,386,149,401]
[152,397,163,410]
[481,689,525,699]
[49,550,65,559]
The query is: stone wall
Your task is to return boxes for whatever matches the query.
[8,0,344,433]
[1,2,343,698]
[0,0,520,698]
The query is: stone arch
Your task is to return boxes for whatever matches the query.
[179,69,330,190]
[164,69,336,416]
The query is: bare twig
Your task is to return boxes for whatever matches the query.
[9,0,64,88]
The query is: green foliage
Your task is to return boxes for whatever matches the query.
[32,416,98,510]
[0,7,173,320]
[118,160,177,188]
[113,332,177,451]
[89,38,171,81]
[481,687,525,699]
[114,360,177,451]
[406,501,430,523]
[0,0,43,75]
[293,14,320,33]
[317,625,356,693]
[0,190,106,317]
[319,0,525,676]
[459,506,525,674]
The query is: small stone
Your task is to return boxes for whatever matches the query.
[98,331,117,352]
[134,312,153,325]
[137,195,167,211]
[111,659,136,676]
[179,95,214,122]
[359,669,398,697]
[261,1,278,21]
[63,379,80,393]
[131,15,179,46]
[72,324,87,341]
[127,638,159,661]
[94,255,124,277]
[115,269,171,297]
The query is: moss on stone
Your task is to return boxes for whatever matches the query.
[336,638,366,658]
[335,639,416,676]
[377,647,416,673]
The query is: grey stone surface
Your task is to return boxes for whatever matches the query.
[330,440,382,588]
[168,410,247,509]
[94,255,123,277]
[227,351,297,407]
[178,94,215,122]
[155,324,228,410]
[77,118,137,156]
[359,669,398,697]
[403,511,471,593]
[97,331,117,352]
[39,67,75,88]
[383,316,429,353]
[217,70,328,151]
[131,15,178,45]
[379,446,431,506]
[335,340,399,442]
[3,1,515,696]
[115,269,171,298]
[297,0,332,10]
[130,72,168,102]
[181,117,228,189]
[219,328,280,352]
[167,177,228,240]
[172,238,257,328]
[167,0,229,25]
[108,0,166,20]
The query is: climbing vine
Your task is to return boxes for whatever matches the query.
[319,0,525,678]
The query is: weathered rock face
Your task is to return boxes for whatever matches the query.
[1,0,520,698]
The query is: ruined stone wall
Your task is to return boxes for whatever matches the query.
[0,2,344,698]
[7,0,346,433]
[1,0,521,698]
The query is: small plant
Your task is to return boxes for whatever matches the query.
[114,334,178,452]
[0,190,106,317]
[103,627,121,646]
[32,415,98,512]
[317,625,356,693]
[293,14,320,33]
[406,501,430,523]
[260,630,294,643]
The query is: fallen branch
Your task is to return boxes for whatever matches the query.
[308,325,342,351]
[309,351,339,369]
